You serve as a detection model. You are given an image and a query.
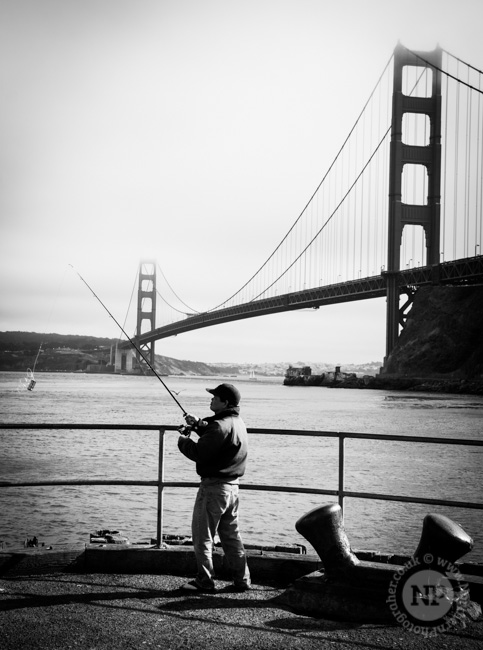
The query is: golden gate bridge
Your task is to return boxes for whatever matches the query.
[117,44,483,373]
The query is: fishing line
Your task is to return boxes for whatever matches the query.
[69,264,188,415]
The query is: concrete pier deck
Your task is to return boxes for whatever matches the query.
[2,572,483,650]
[1,546,482,649]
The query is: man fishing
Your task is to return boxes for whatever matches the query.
[177,383,251,592]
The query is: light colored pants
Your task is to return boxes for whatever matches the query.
[192,478,251,589]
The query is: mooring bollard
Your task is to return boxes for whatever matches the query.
[282,504,481,623]
[414,513,474,566]
[295,502,359,578]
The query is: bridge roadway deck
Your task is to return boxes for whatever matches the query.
[1,546,482,650]
[134,256,483,346]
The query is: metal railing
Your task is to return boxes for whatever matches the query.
[1,423,482,547]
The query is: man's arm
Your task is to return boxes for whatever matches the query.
[177,434,199,461]
[178,421,226,462]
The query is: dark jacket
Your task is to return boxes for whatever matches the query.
[178,407,248,479]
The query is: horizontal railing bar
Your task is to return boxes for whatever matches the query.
[0,480,336,496]
[163,483,340,496]
[326,432,483,446]
[160,482,339,496]
[1,478,479,510]
[243,484,339,496]
[0,480,160,487]
[343,490,483,510]
[157,481,199,489]
[0,423,176,431]
[250,430,483,446]
[0,480,199,489]
[1,423,482,446]
[0,479,483,510]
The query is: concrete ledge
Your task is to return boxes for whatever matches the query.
[0,544,322,586]
[84,544,322,586]
[0,545,85,576]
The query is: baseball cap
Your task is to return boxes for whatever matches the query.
[206,383,241,406]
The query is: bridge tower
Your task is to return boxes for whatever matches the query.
[136,260,157,370]
[385,44,442,361]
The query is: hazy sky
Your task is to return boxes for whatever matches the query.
[1,0,482,364]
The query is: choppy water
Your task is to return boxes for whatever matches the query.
[1,372,482,562]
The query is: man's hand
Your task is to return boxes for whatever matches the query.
[184,413,199,427]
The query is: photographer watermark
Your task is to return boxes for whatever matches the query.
[386,553,471,637]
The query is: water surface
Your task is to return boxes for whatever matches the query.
[1,372,482,562]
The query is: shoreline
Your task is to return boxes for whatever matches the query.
[6,368,483,396]
[284,374,483,396]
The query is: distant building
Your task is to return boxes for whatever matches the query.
[285,365,312,378]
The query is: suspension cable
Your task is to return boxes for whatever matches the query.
[156,263,201,314]
[205,52,395,312]
[402,45,483,95]
[249,126,392,301]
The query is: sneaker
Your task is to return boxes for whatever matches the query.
[181,580,215,593]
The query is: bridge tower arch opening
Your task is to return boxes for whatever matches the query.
[385,44,442,363]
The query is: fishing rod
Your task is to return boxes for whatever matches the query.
[69,265,188,416]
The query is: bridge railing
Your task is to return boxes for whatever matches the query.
[1,423,482,547]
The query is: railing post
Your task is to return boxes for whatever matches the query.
[156,428,166,548]
[338,434,345,514]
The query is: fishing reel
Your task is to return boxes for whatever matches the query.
[177,424,193,437]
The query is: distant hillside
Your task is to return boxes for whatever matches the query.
[0,332,236,376]
[152,355,239,377]
[0,331,380,377]
[0,332,116,373]
[0,331,116,352]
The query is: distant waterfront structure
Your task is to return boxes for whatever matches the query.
[285,365,312,379]
[110,344,138,374]
[284,365,358,387]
